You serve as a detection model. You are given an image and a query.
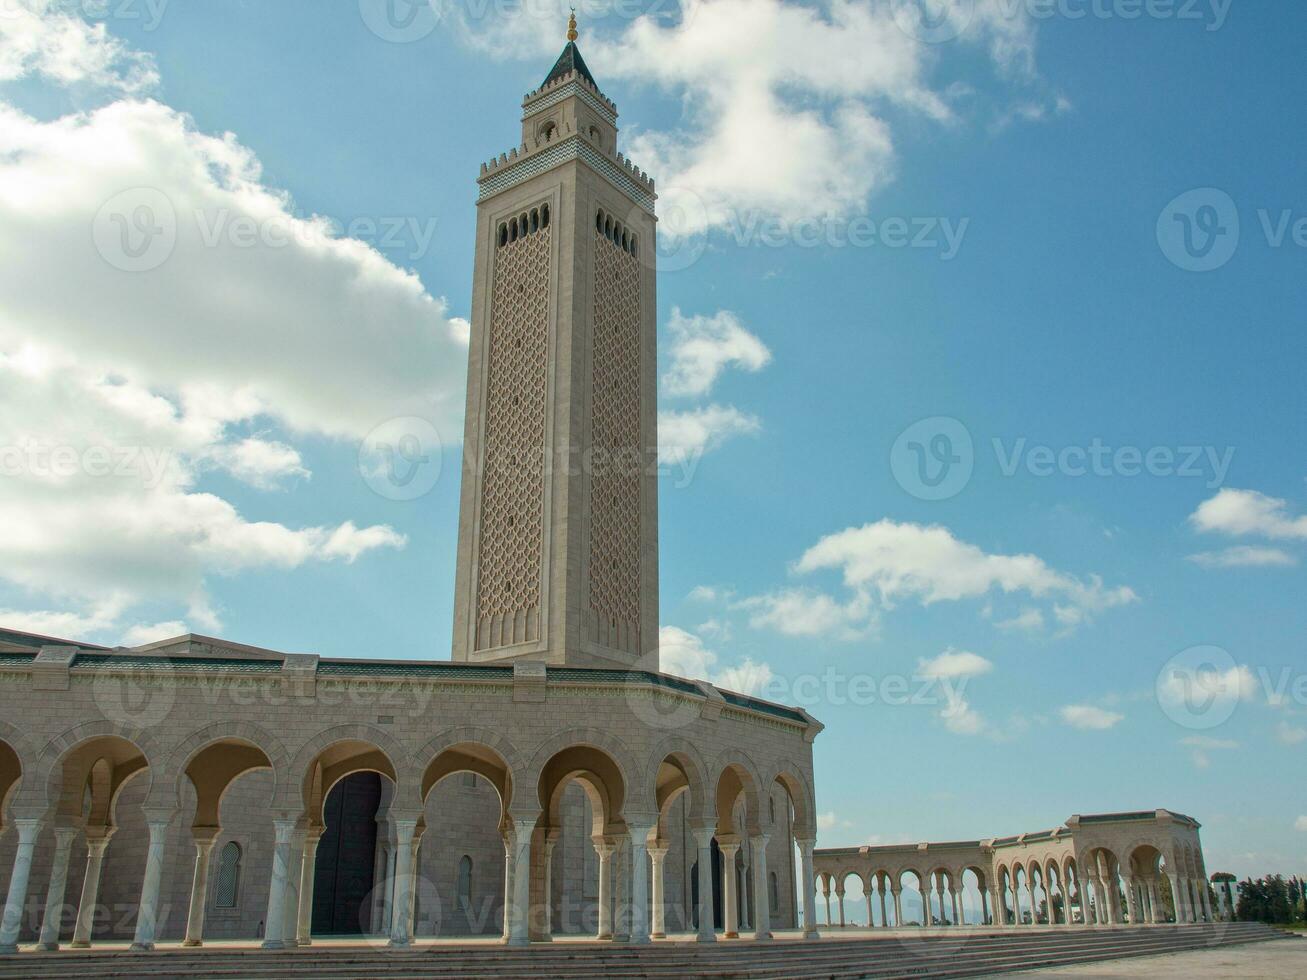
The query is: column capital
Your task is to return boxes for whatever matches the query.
[190,825,222,846]
[648,843,669,860]
[690,825,716,849]
[12,817,42,843]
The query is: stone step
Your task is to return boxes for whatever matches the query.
[0,924,1287,980]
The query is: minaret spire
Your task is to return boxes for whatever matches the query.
[567,9,578,42]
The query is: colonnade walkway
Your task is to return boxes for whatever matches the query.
[0,922,1292,979]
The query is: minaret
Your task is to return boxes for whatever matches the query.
[452,16,659,670]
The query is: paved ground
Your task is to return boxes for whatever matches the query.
[991,937,1306,978]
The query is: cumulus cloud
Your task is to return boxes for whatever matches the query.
[657,624,774,696]
[1190,489,1307,541]
[741,519,1135,639]
[917,648,993,680]
[0,10,464,639]
[736,588,875,641]
[1296,816,1307,833]
[444,0,1050,235]
[658,404,760,464]
[662,308,771,398]
[1180,734,1239,770]
[1187,546,1298,569]
[1059,704,1124,731]
[1275,721,1307,746]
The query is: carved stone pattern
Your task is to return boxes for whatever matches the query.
[475,225,551,647]
[587,230,641,644]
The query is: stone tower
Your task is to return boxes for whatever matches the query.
[451,18,659,670]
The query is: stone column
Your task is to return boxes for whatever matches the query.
[692,827,716,942]
[798,839,818,938]
[281,828,304,946]
[541,832,558,939]
[297,829,321,946]
[834,881,846,928]
[649,844,668,939]
[182,828,220,947]
[1169,875,1185,923]
[130,815,171,951]
[1011,878,1024,927]
[955,886,966,926]
[387,819,417,947]
[719,838,740,937]
[36,826,79,951]
[866,890,874,930]
[949,885,959,926]
[70,831,112,947]
[892,888,903,929]
[506,816,535,946]
[595,838,614,940]
[750,835,771,940]
[878,881,888,929]
[980,887,990,926]
[1199,883,1212,922]
[501,836,514,941]
[991,889,1005,926]
[1125,878,1139,925]
[627,825,654,945]
[262,818,297,949]
[822,879,831,927]
[0,818,42,953]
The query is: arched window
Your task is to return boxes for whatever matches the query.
[541,203,550,228]
[630,235,638,258]
[497,223,508,247]
[214,841,242,909]
[769,871,780,914]
[539,121,557,141]
[509,217,518,242]
[596,210,605,233]
[769,795,776,824]
[457,855,473,907]
[530,209,539,233]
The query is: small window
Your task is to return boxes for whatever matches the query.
[541,204,550,228]
[457,855,473,907]
[214,842,242,909]
[530,209,539,233]
[509,218,518,242]
[540,121,557,141]
[596,210,605,233]
[497,224,508,247]
[463,772,477,788]
[769,871,780,914]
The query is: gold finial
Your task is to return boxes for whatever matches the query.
[567,9,578,42]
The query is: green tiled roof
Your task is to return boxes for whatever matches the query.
[318,661,512,680]
[542,41,597,90]
[718,689,808,724]
[0,653,36,668]
[70,654,282,673]
[550,667,701,697]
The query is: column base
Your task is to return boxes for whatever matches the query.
[802,929,820,939]
[695,932,717,943]
[724,930,738,939]
[753,931,773,941]
[387,938,412,949]
[129,942,155,952]
[68,940,90,949]
[260,939,288,950]
[181,939,202,947]
[35,942,59,952]
[597,931,613,941]
[628,935,651,945]
[505,936,531,947]
[651,932,665,939]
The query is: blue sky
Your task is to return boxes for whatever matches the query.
[0,1,1303,882]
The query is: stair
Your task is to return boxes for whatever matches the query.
[0,923,1292,980]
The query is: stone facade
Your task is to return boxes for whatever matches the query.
[813,810,1219,930]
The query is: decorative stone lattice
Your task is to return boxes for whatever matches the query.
[587,229,642,651]
[475,224,551,649]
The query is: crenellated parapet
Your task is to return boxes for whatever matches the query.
[523,68,618,122]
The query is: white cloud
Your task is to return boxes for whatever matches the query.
[0,1,159,93]
[1190,488,1307,541]
[1059,704,1124,731]
[940,688,987,736]
[1295,816,1307,833]
[995,607,1045,632]
[657,624,774,696]
[736,588,875,641]
[1181,734,1239,770]
[662,308,771,398]
[765,519,1135,637]
[917,648,993,680]
[658,405,760,464]
[121,620,188,647]
[816,811,852,832]
[0,12,462,639]
[1274,721,1307,746]
[445,0,1048,235]
[1158,664,1261,708]
[1187,546,1298,569]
